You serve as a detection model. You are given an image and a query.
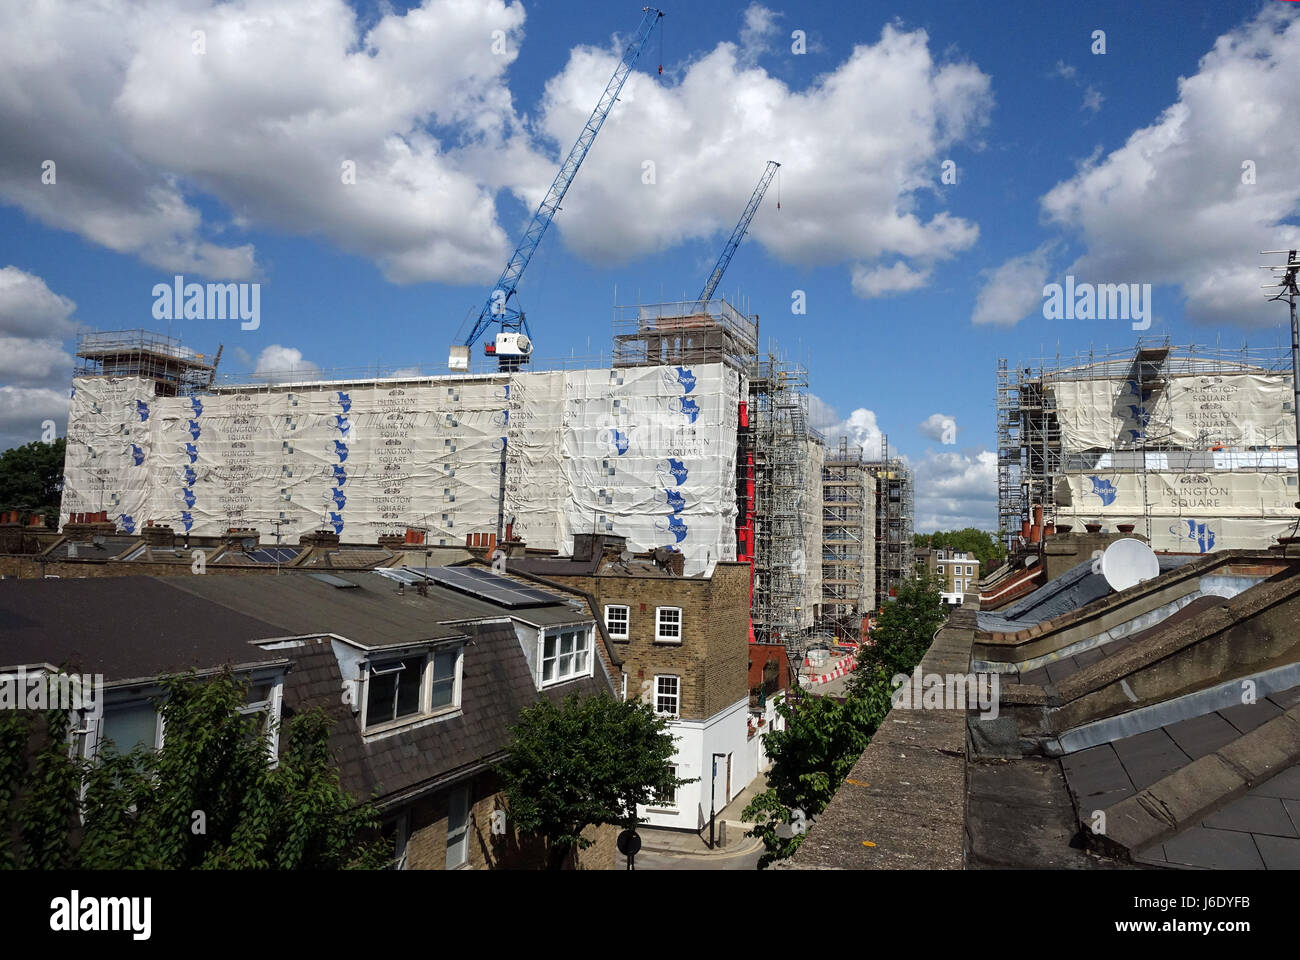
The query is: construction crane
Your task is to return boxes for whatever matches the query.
[451,6,665,372]
[696,160,780,307]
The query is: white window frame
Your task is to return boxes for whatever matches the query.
[655,606,683,644]
[604,605,630,640]
[540,627,593,688]
[361,645,463,734]
[446,785,470,869]
[648,763,679,811]
[966,565,973,576]
[653,674,679,718]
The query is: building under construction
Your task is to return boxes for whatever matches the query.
[62,299,824,644]
[820,437,875,641]
[998,339,1299,554]
[868,441,914,605]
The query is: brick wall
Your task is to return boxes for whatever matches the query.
[539,562,750,721]
[400,771,615,870]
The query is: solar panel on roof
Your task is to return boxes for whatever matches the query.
[248,547,298,563]
[420,566,560,608]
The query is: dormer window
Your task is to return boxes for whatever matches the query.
[361,645,463,734]
[540,627,592,687]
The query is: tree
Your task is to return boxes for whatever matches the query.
[852,574,948,683]
[498,693,691,869]
[0,439,65,526]
[915,527,1005,572]
[0,670,387,869]
[742,694,889,866]
[746,576,948,867]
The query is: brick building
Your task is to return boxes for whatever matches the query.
[0,569,620,869]
[510,533,762,831]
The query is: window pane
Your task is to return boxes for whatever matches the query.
[558,654,573,677]
[544,635,556,658]
[431,677,454,709]
[447,787,469,869]
[101,702,157,753]
[434,650,457,681]
[366,672,398,726]
[574,650,588,673]
[395,659,423,718]
[542,659,555,681]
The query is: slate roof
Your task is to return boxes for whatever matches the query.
[43,536,141,560]
[280,621,606,806]
[0,576,288,680]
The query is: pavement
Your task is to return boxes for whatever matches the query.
[629,773,769,870]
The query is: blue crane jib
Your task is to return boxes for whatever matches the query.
[697,159,780,307]
[459,6,665,370]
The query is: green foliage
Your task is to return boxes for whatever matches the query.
[852,575,948,682]
[0,439,65,524]
[0,670,386,870]
[746,576,946,867]
[499,693,690,869]
[742,694,889,867]
[914,527,1006,571]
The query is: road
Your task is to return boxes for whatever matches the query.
[628,844,764,871]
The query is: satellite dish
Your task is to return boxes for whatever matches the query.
[241,538,256,552]
[1100,538,1159,592]
[653,546,672,565]
[619,550,633,563]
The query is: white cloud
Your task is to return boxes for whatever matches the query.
[1041,6,1300,327]
[0,266,80,340]
[1053,61,1077,81]
[851,261,931,298]
[810,394,885,460]
[0,268,78,442]
[918,412,957,442]
[0,386,68,452]
[252,344,320,382]
[739,3,780,64]
[1081,85,1103,114]
[911,448,997,531]
[0,0,537,285]
[0,338,75,388]
[971,245,1053,327]
[535,21,991,290]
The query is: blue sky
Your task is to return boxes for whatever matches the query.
[1,0,1297,531]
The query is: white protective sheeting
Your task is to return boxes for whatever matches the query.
[61,377,155,532]
[1052,512,1298,554]
[62,363,743,575]
[1059,471,1300,518]
[1052,373,1296,453]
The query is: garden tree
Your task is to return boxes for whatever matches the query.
[742,694,890,866]
[853,574,948,683]
[0,439,65,526]
[499,693,691,870]
[745,576,947,867]
[0,670,388,869]
[915,527,1005,571]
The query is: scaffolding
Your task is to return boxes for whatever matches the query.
[76,329,218,397]
[612,298,758,372]
[866,436,914,605]
[998,339,1296,550]
[748,353,817,661]
[820,436,871,643]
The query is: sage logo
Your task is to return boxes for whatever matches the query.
[135,400,149,422]
[1042,276,1152,330]
[186,419,201,441]
[327,511,345,534]
[662,366,696,394]
[1171,519,1217,553]
[656,458,688,487]
[180,510,194,531]
[671,397,701,424]
[1084,475,1118,506]
[891,668,1000,720]
[119,514,136,534]
[152,274,260,331]
[655,514,689,544]
[190,397,203,417]
[49,891,151,941]
[336,391,351,413]
[183,443,199,463]
[130,444,144,466]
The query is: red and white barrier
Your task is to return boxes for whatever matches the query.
[804,656,857,685]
